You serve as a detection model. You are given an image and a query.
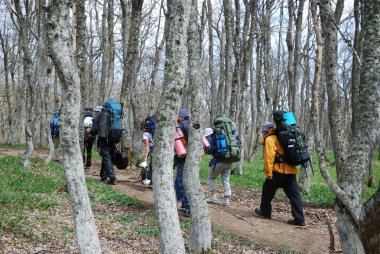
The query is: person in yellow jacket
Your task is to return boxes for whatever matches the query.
[255,121,305,226]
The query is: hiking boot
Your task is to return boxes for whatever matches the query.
[181,202,186,209]
[287,219,305,226]
[107,180,115,185]
[221,198,230,206]
[254,208,271,219]
[207,194,220,204]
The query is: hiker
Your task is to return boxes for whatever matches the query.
[90,100,123,185]
[92,106,102,150]
[204,115,240,207]
[50,108,61,162]
[255,120,305,226]
[174,108,191,216]
[83,107,95,168]
[139,116,155,185]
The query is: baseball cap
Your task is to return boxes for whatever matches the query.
[95,106,102,112]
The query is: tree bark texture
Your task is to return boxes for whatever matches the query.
[14,0,35,167]
[47,1,102,252]
[152,0,191,252]
[222,0,234,114]
[357,0,380,251]
[184,0,212,251]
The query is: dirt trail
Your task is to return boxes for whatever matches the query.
[87,163,340,254]
[1,148,340,253]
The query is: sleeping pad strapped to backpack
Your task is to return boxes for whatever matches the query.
[213,115,241,163]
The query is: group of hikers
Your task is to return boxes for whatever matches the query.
[50,98,307,226]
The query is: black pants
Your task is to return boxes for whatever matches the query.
[83,138,94,167]
[99,145,116,183]
[260,171,305,222]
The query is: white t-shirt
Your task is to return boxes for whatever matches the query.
[143,132,154,151]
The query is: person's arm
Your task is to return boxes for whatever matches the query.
[264,137,276,179]
[143,139,150,161]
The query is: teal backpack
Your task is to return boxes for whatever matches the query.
[103,98,123,144]
[213,115,241,163]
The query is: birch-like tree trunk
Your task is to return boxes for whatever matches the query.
[0,29,12,132]
[356,0,380,251]
[291,0,305,117]
[263,0,273,120]
[222,0,234,114]
[47,1,102,252]
[123,0,144,158]
[207,0,217,122]
[319,1,364,252]
[152,0,191,252]
[14,0,35,167]
[184,0,212,251]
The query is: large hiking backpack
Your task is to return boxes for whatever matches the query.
[274,111,310,166]
[50,109,60,137]
[213,115,241,163]
[103,98,123,144]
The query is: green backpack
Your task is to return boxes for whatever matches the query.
[213,115,241,163]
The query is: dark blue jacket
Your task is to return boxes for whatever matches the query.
[205,137,221,166]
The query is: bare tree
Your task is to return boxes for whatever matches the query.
[184,0,212,251]
[47,1,102,252]
[151,0,191,252]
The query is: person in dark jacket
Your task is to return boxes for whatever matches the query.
[90,106,116,185]
[50,108,61,162]
[174,108,191,216]
[254,120,305,226]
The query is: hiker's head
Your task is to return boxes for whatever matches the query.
[94,106,102,117]
[177,108,191,133]
[261,122,274,134]
[203,128,213,138]
[273,110,285,123]
[140,120,147,132]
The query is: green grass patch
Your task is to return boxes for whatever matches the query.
[87,179,143,208]
[0,142,26,149]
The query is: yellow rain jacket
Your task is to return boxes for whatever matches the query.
[262,127,297,178]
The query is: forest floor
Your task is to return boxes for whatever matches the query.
[86,161,341,254]
[0,148,341,254]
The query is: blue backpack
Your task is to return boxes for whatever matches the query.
[51,113,60,137]
[103,98,123,144]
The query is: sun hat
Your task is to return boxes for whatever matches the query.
[203,128,214,137]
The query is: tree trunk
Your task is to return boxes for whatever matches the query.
[207,0,217,123]
[47,1,102,252]
[350,0,361,136]
[152,0,191,252]
[99,0,109,102]
[14,0,35,167]
[263,0,273,120]
[0,30,12,131]
[183,1,212,250]
[222,0,234,114]
[292,0,305,117]
[216,27,225,114]
[357,1,380,251]
[123,0,144,158]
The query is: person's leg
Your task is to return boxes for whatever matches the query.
[99,147,106,181]
[207,164,221,202]
[53,137,60,161]
[283,174,305,223]
[220,162,232,206]
[174,163,184,202]
[85,140,94,167]
[102,146,116,184]
[175,162,190,214]
[259,172,282,218]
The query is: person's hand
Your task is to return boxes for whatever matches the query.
[266,176,272,180]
